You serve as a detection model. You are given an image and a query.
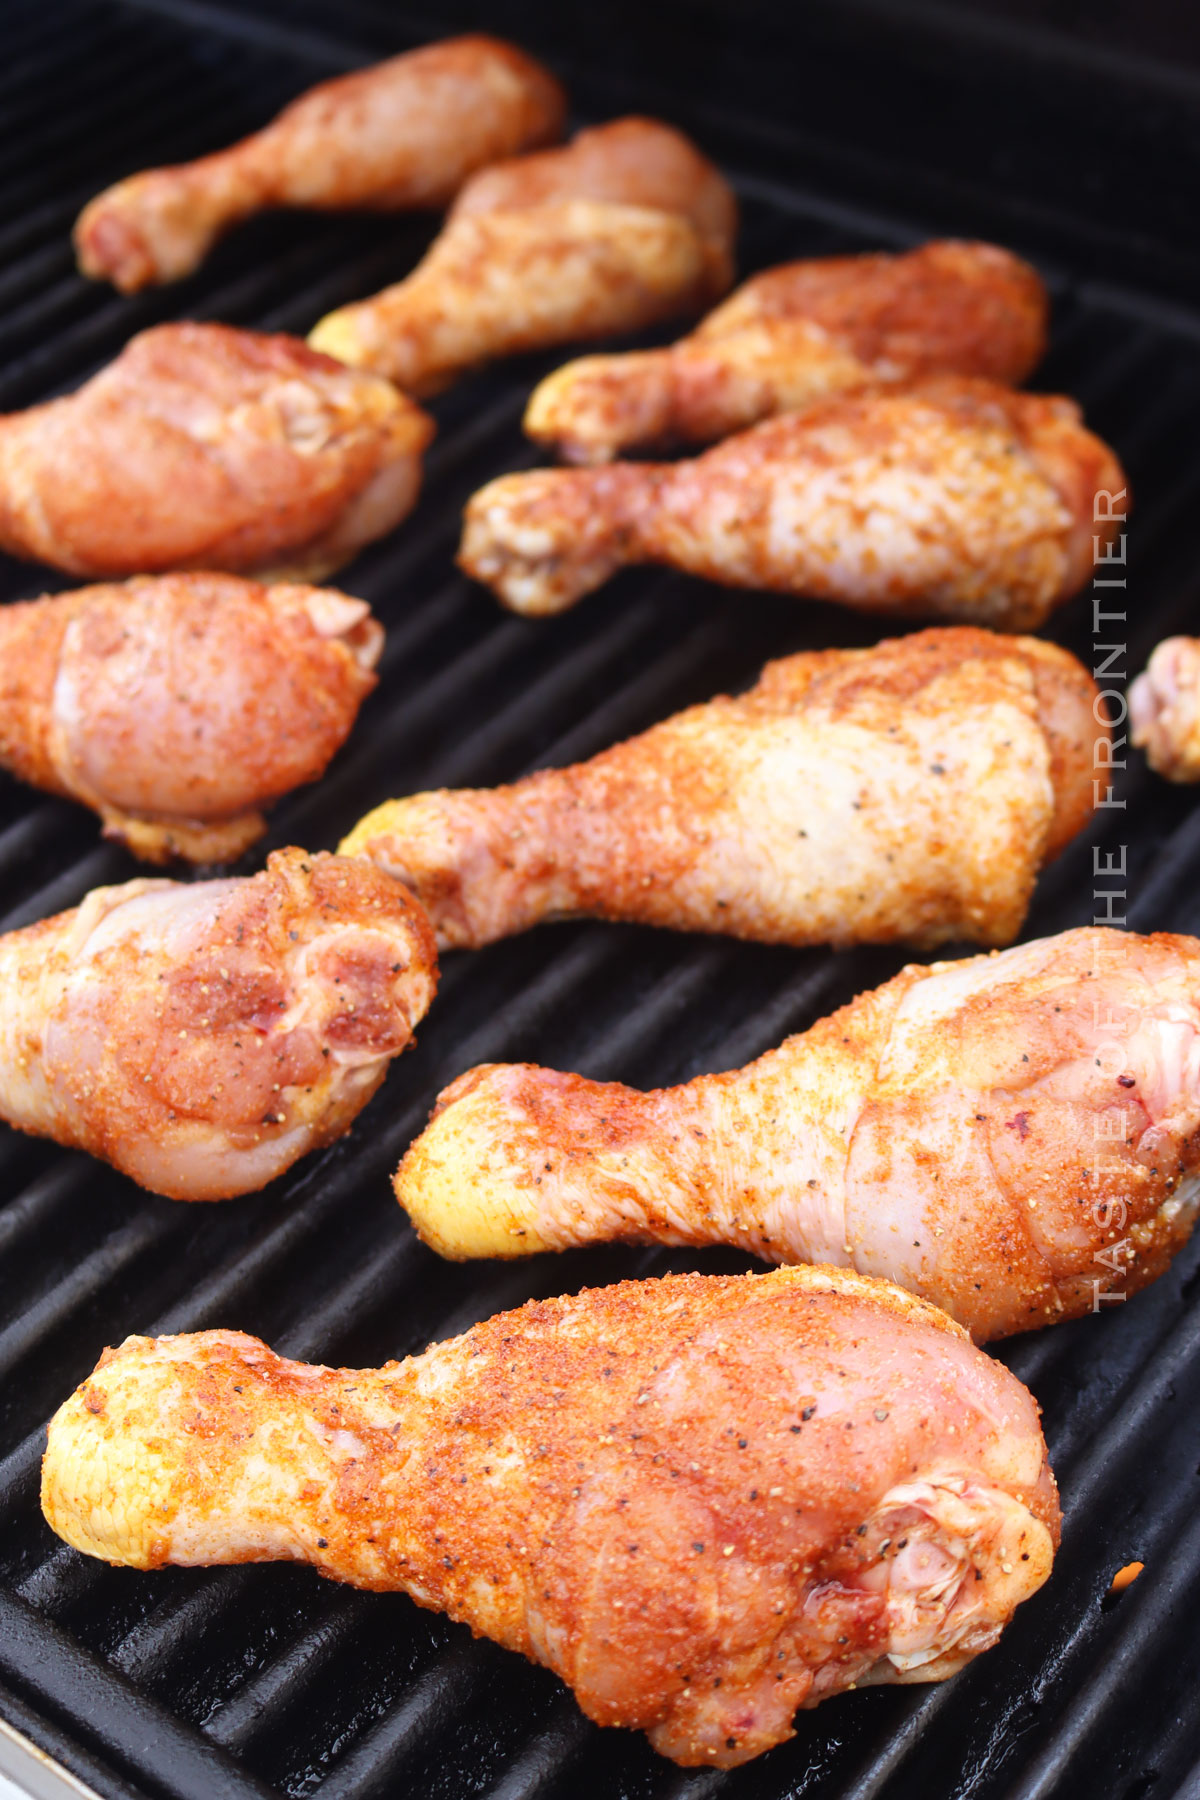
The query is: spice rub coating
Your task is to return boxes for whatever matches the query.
[42,1267,1058,1767]
[461,376,1125,628]
[309,119,737,395]
[342,627,1101,953]
[0,573,382,862]
[395,928,1200,1340]
[1131,637,1200,783]
[0,324,433,582]
[526,239,1047,462]
[0,848,437,1198]
[75,36,566,292]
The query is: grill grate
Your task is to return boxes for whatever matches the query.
[2,1,1200,1796]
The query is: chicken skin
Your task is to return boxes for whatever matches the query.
[525,239,1048,463]
[0,324,433,582]
[0,574,382,864]
[395,928,1200,1342]
[460,376,1125,629]
[0,848,436,1199]
[342,628,1102,954]
[1130,638,1200,782]
[75,37,566,293]
[308,119,737,395]
[41,1266,1058,1768]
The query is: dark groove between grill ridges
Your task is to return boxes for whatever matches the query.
[0,56,286,231]
[1000,1487,1200,1799]
[16,1545,106,1616]
[0,1213,190,1383]
[0,1676,163,1800]
[0,1589,282,1800]
[477,1699,594,1800]
[201,1606,368,1752]
[2,55,191,178]
[3,2,1200,1798]
[310,1640,495,1800]
[0,24,135,114]
[0,1155,102,1257]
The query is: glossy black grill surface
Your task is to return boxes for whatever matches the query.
[1,2,1200,1796]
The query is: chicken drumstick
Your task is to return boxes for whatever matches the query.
[461,376,1125,629]
[75,36,566,293]
[0,848,436,1198]
[42,1267,1058,1768]
[396,927,1200,1341]
[0,324,432,582]
[526,239,1048,463]
[0,573,382,863]
[342,627,1102,952]
[1130,637,1200,782]
[309,118,737,395]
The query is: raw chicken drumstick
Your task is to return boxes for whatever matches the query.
[0,848,436,1199]
[526,238,1048,463]
[395,927,1200,1342]
[461,375,1125,630]
[0,324,432,583]
[75,36,566,293]
[42,1266,1059,1768]
[342,627,1102,953]
[1130,638,1200,782]
[309,118,737,395]
[0,573,383,864]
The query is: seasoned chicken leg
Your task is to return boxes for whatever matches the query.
[1130,638,1200,781]
[526,239,1048,462]
[0,848,436,1199]
[342,628,1102,953]
[460,376,1125,629]
[0,573,382,864]
[42,1266,1058,1768]
[309,119,737,395]
[0,324,433,582]
[395,928,1200,1342]
[75,36,566,293]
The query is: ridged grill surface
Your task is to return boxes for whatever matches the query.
[1,2,1200,1797]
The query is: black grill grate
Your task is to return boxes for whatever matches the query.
[2,1,1200,1796]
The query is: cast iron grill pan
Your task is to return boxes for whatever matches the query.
[1,2,1200,1795]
